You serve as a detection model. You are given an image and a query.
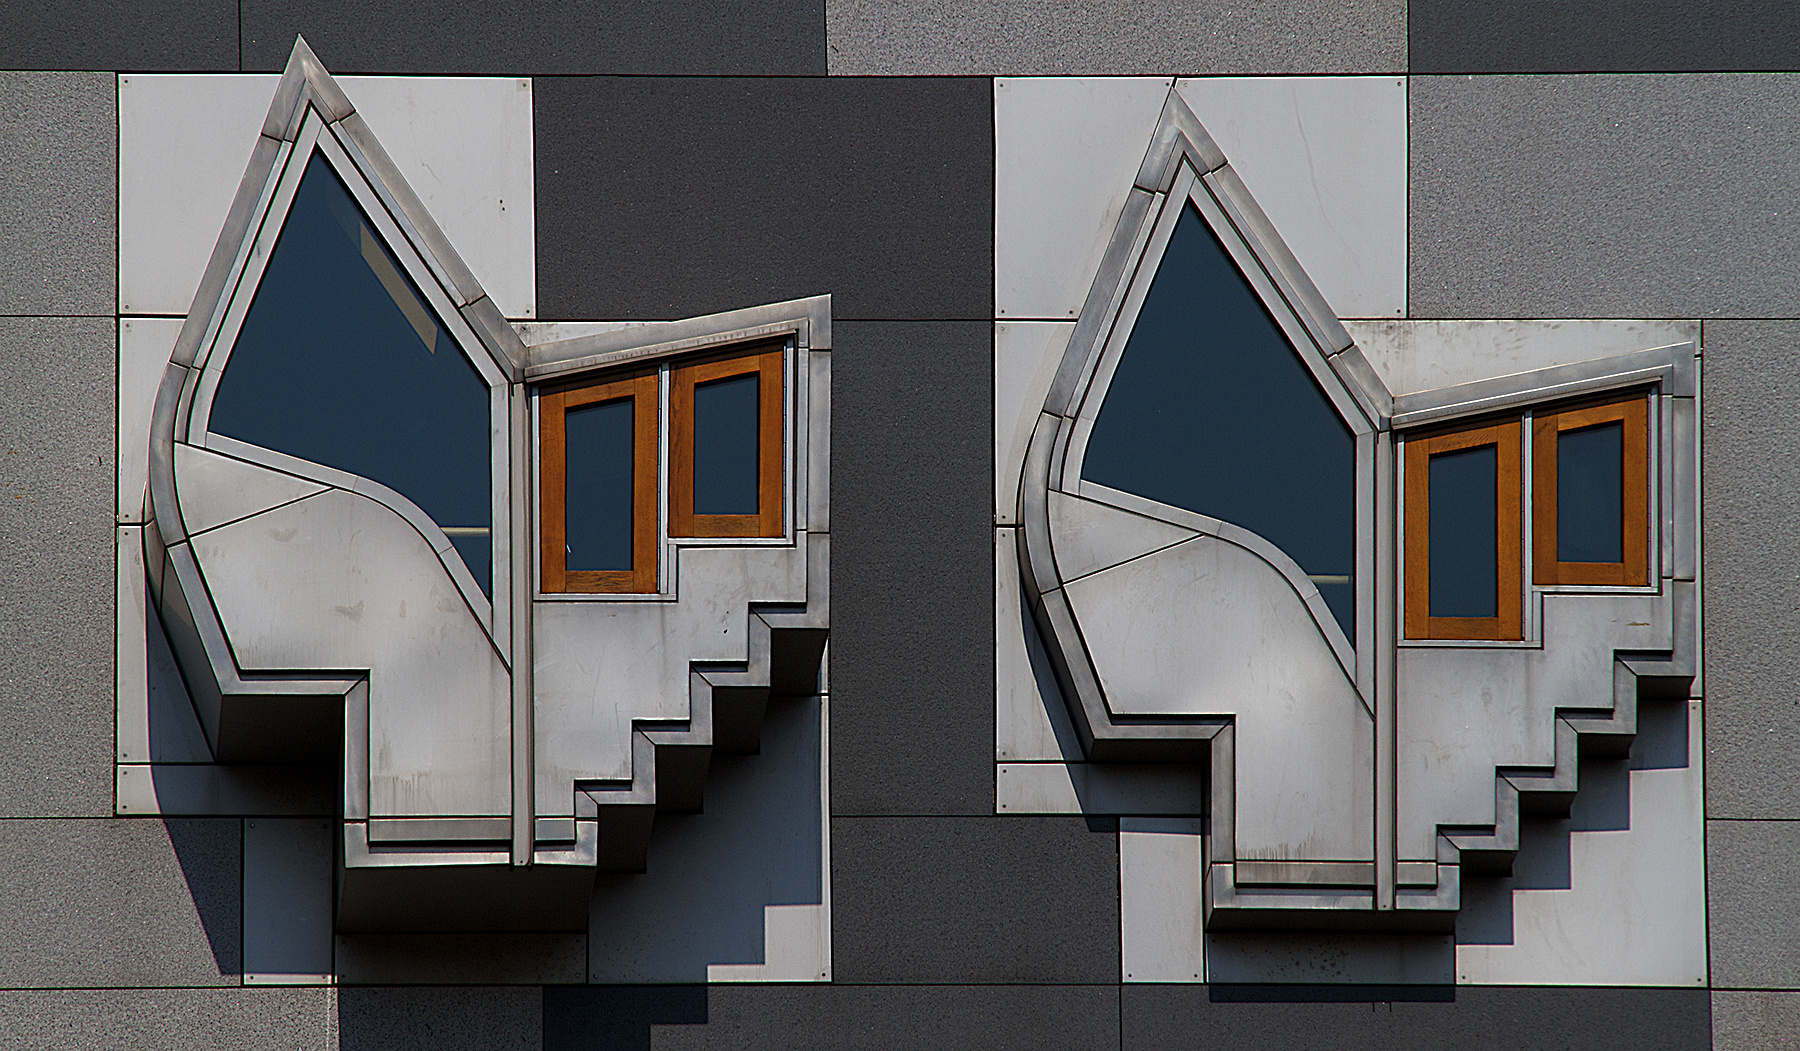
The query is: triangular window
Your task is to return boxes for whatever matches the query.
[209,153,494,593]
[1081,201,1357,635]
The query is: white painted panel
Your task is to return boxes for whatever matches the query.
[997,763,1205,816]
[1049,491,1196,582]
[115,527,151,767]
[994,321,1074,524]
[995,529,1074,763]
[1345,319,1701,397]
[994,78,1170,320]
[1175,77,1407,319]
[1120,818,1205,983]
[117,318,183,521]
[1454,702,1707,987]
[119,74,535,319]
[174,443,326,536]
[244,818,335,984]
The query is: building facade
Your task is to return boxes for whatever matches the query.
[1,2,1797,1047]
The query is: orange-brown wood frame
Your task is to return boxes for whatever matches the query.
[539,372,659,594]
[1404,417,1524,641]
[1531,393,1650,587]
[669,345,784,539]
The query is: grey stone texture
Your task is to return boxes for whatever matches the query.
[825,0,1404,74]
[831,816,1119,984]
[830,322,993,816]
[0,317,116,818]
[243,0,825,75]
[0,2,236,72]
[0,73,115,316]
[1707,820,1800,990]
[0,987,334,1050]
[1124,984,1712,1050]
[534,77,992,323]
[338,987,541,1051]
[1409,74,1800,319]
[0,818,241,987]
[1702,321,1800,820]
[1411,0,1800,73]
[643,985,1120,1051]
[1714,990,1800,1051]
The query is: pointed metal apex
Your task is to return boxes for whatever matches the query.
[261,34,355,141]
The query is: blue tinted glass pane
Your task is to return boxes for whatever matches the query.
[1557,420,1624,564]
[1082,202,1357,638]
[564,398,635,572]
[1428,444,1498,619]
[693,373,760,516]
[210,153,492,593]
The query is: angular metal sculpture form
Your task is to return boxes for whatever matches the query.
[1014,89,1697,929]
[146,39,828,931]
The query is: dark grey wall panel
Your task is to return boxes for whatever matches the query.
[0,317,115,818]
[829,322,993,816]
[641,984,1118,1050]
[244,1,824,75]
[0,2,236,71]
[1701,320,1800,819]
[0,988,334,1049]
[535,78,993,322]
[832,816,1118,984]
[1125,984,1711,1050]
[0,73,115,316]
[338,988,542,1051]
[1409,74,1800,319]
[1707,820,1800,989]
[1411,0,1800,73]
[0,819,240,987]
[825,0,1404,74]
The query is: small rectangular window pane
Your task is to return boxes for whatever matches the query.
[1429,444,1498,619]
[1557,420,1624,564]
[564,397,635,572]
[693,373,760,516]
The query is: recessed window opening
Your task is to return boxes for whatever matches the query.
[693,373,761,516]
[1531,392,1650,587]
[1081,201,1357,638]
[209,151,494,593]
[539,373,658,594]
[1404,418,1523,641]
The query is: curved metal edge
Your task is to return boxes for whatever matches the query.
[523,295,833,380]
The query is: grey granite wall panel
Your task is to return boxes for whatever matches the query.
[645,984,1118,1050]
[1701,320,1800,820]
[824,0,1404,74]
[1411,0,1800,73]
[0,317,116,818]
[1707,820,1800,990]
[338,987,541,1051]
[1125,985,1711,1050]
[0,73,115,316]
[829,322,993,816]
[0,988,334,1050]
[0,2,236,72]
[243,0,825,75]
[831,816,1118,984]
[0,818,240,987]
[1409,74,1800,319]
[534,77,992,322]
[1713,991,1800,1051]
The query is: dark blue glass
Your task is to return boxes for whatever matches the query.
[209,153,493,593]
[1557,421,1624,564]
[564,398,635,572]
[1428,444,1498,619]
[693,373,760,516]
[1082,202,1357,637]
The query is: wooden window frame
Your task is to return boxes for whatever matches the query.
[1404,418,1524,641]
[1531,392,1650,587]
[669,345,784,539]
[539,372,659,594]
